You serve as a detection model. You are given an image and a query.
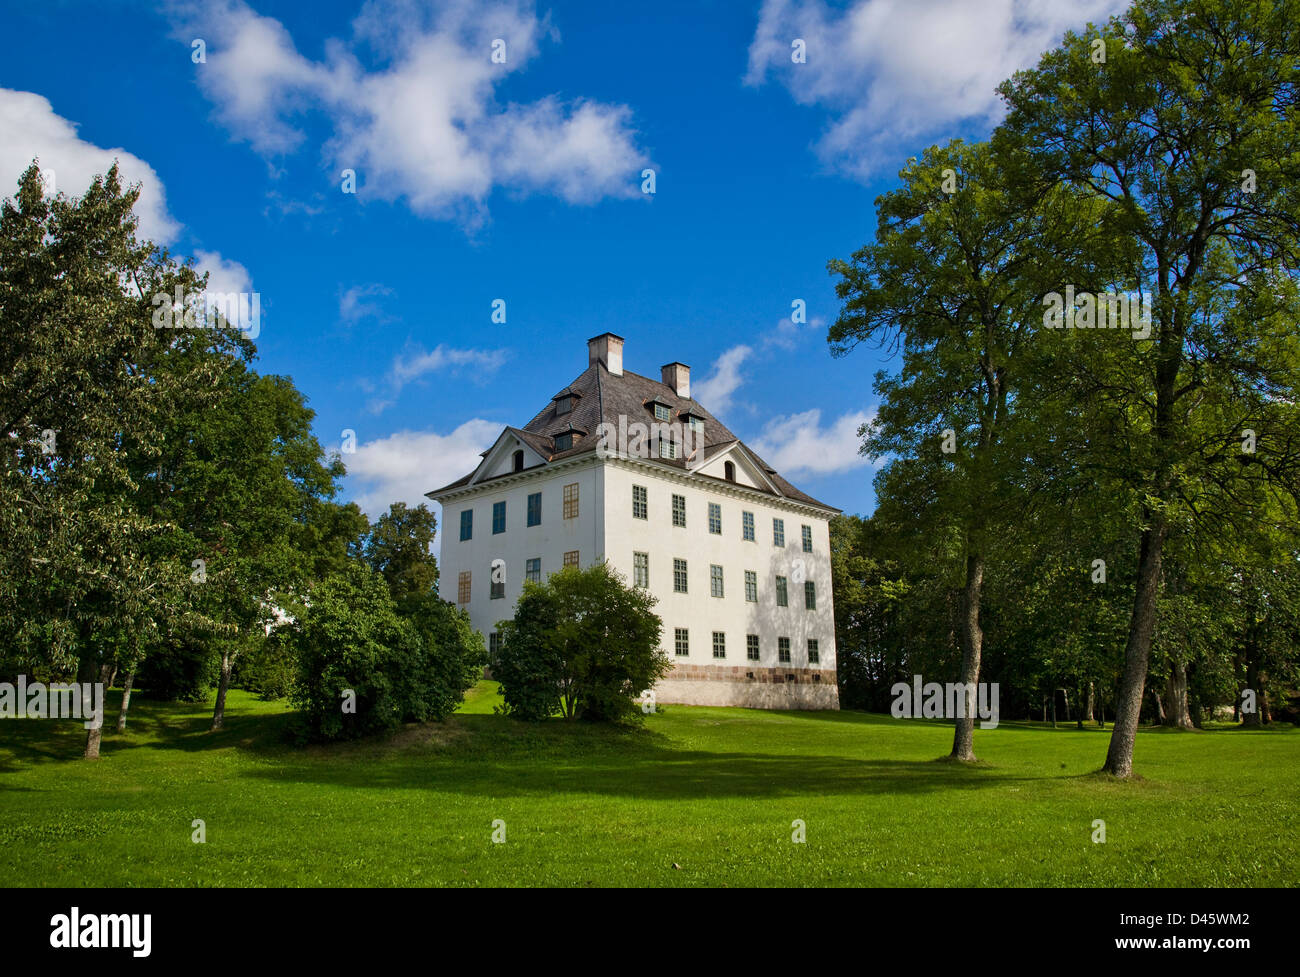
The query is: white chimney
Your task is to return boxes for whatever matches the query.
[661,361,690,399]
[588,332,624,376]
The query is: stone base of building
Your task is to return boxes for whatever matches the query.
[655,663,840,710]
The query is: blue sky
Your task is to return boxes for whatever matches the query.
[0,0,1128,521]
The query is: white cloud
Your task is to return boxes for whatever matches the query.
[693,345,753,417]
[0,88,180,243]
[745,0,1130,179]
[750,408,875,477]
[363,343,509,413]
[0,88,251,295]
[343,419,500,518]
[338,283,393,324]
[175,0,649,223]
[194,249,253,297]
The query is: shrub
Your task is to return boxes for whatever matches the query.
[495,562,668,723]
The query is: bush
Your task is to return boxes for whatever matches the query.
[495,562,668,723]
[288,562,483,742]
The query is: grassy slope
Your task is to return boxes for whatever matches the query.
[1,683,1296,887]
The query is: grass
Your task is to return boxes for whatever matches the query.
[1,682,1296,887]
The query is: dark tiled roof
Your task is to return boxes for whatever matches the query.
[428,363,838,511]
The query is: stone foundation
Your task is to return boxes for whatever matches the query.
[654,663,840,710]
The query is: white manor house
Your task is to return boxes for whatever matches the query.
[427,333,840,709]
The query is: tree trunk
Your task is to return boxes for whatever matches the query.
[211,651,233,731]
[949,551,984,762]
[1103,522,1167,777]
[1151,688,1166,724]
[1242,633,1262,727]
[83,662,114,759]
[1161,656,1194,729]
[1085,682,1096,723]
[116,667,136,733]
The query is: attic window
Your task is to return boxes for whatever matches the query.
[658,437,677,460]
[688,416,705,434]
[556,396,573,415]
[555,432,574,452]
[653,403,671,422]
[724,461,735,482]
[512,449,524,473]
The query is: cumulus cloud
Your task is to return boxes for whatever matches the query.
[173,0,650,223]
[0,88,180,243]
[363,342,509,414]
[693,345,754,417]
[0,88,251,295]
[343,419,500,517]
[750,408,876,477]
[745,0,1130,178]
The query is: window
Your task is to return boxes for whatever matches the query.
[457,571,471,604]
[724,460,735,481]
[632,484,647,519]
[807,639,820,665]
[563,483,579,519]
[710,564,724,598]
[556,395,572,415]
[555,432,573,452]
[744,570,757,602]
[654,403,671,422]
[525,558,540,583]
[527,492,541,527]
[512,449,524,473]
[633,552,649,588]
[802,524,813,553]
[742,511,755,541]
[492,500,506,535]
[673,558,688,593]
[659,437,677,460]
[708,502,722,534]
[778,637,791,664]
[672,494,686,528]
[746,634,760,662]
[489,632,502,662]
[805,580,817,610]
[490,575,504,600]
[688,416,705,435]
[776,576,788,607]
[564,550,579,568]
[459,509,473,541]
[674,628,689,657]
[773,518,785,547]
[712,631,726,659]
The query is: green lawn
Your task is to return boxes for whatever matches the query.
[1,683,1296,887]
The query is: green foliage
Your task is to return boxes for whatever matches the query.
[288,563,483,742]
[495,562,669,723]
[365,502,440,611]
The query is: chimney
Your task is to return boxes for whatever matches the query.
[661,361,690,399]
[587,332,624,376]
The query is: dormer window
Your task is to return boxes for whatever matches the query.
[556,396,573,415]
[654,403,671,422]
[659,437,677,460]
[555,432,574,452]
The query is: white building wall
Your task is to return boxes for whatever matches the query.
[601,458,838,709]
[437,459,602,641]
[437,455,838,710]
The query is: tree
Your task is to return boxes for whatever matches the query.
[365,502,439,612]
[828,137,1123,759]
[495,562,668,722]
[1001,0,1300,776]
[288,562,483,742]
